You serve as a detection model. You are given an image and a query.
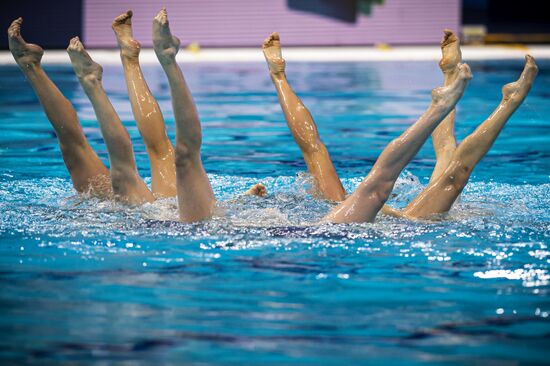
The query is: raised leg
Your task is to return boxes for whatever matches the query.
[262,33,346,202]
[112,10,176,197]
[380,29,464,217]
[152,8,215,222]
[429,29,462,183]
[403,56,538,219]
[8,18,111,197]
[323,64,472,223]
[67,37,154,204]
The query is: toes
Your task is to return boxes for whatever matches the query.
[523,55,539,77]
[67,37,82,52]
[155,8,168,23]
[67,38,75,51]
[263,32,280,48]
[441,29,457,47]
[113,10,132,25]
[525,54,537,69]
[443,29,454,39]
[8,18,23,38]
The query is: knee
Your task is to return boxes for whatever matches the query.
[442,162,471,190]
[58,130,89,154]
[386,136,410,152]
[109,167,133,194]
[299,139,323,154]
[175,143,199,167]
[374,179,395,205]
[116,131,134,147]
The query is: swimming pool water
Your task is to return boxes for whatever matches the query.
[0,60,549,365]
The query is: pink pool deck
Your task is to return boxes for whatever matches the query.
[83,0,460,48]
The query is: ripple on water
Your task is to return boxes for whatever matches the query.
[1,59,550,364]
[1,173,549,365]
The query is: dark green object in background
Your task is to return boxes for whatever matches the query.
[358,0,385,16]
[288,0,385,22]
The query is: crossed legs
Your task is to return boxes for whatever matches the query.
[381,31,539,219]
[400,52,538,219]
[264,31,537,222]
[261,32,475,223]
[8,18,111,197]
[323,65,472,223]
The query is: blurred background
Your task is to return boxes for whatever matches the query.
[1,0,549,50]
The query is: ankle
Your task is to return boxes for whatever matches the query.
[16,58,41,70]
[79,74,101,88]
[18,61,42,76]
[270,71,286,81]
[121,54,140,68]
[157,53,177,66]
[442,68,459,81]
[118,41,140,61]
[120,52,139,63]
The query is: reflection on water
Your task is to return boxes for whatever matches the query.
[0,61,549,364]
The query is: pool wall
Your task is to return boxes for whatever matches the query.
[83,0,460,47]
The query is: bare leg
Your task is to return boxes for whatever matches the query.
[8,18,111,197]
[403,56,538,219]
[262,33,346,202]
[429,29,461,183]
[380,29,463,217]
[67,37,154,204]
[112,11,176,198]
[152,8,215,222]
[323,64,472,223]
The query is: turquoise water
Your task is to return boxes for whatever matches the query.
[0,60,549,365]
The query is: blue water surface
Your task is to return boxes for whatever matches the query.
[0,59,549,365]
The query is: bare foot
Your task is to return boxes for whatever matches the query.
[245,183,268,197]
[432,63,472,106]
[439,29,462,74]
[7,17,44,68]
[112,10,140,60]
[262,32,285,75]
[67,37,103,84]
[152,8,181,64]
[502,55,538,102]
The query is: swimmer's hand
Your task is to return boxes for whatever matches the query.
[245,183,268,198]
